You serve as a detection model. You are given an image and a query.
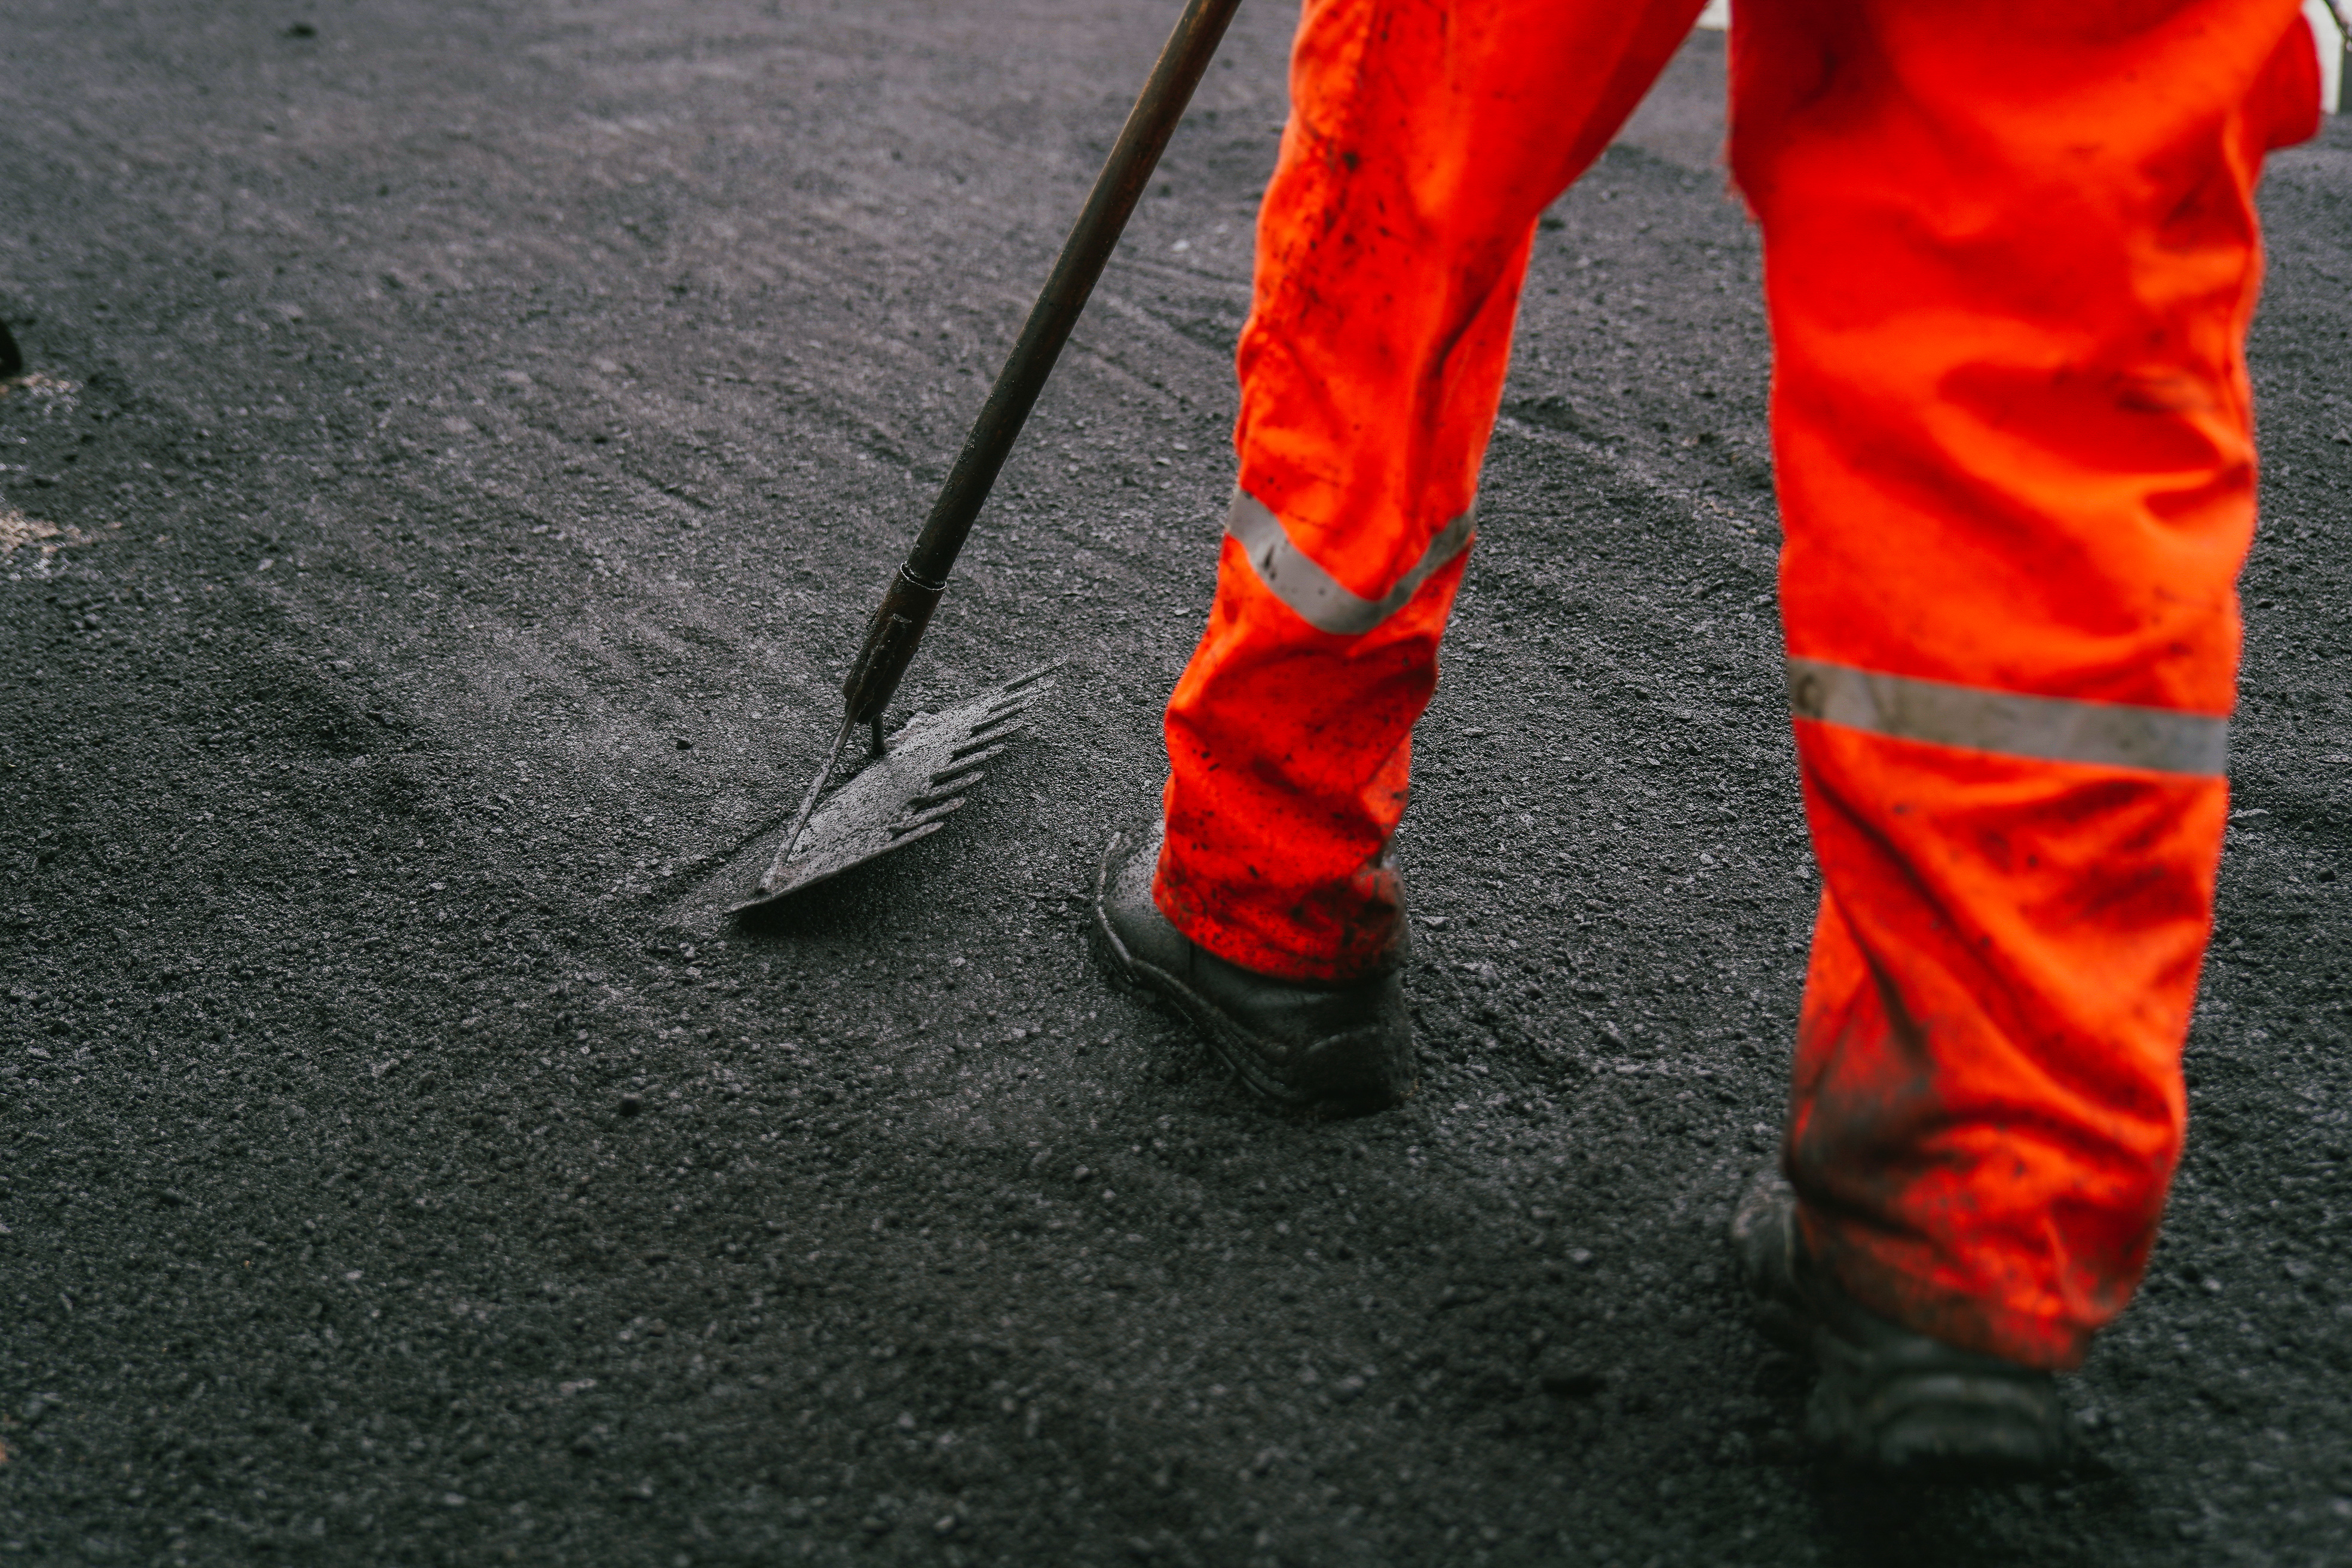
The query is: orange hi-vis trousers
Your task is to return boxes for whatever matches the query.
[1156,0,2322,1367]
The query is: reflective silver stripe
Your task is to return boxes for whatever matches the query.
[1786,657,2229,776]
[1226,490,1475,636]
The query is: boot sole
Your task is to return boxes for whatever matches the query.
[1088,832,1404,1114]
[1808,1374,2084,1478]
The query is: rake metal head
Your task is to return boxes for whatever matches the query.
[730,663,1059,914]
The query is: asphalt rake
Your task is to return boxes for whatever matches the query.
[734,0,1240,914]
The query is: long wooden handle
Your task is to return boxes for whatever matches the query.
[841,0,1248,724]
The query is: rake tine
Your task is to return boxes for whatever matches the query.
[890,797,969,837]
[947,725,1025,762]
[979,683,1057,721]
[905,772,986,813]
[976,692,1045,724]
[928,748,1010,791]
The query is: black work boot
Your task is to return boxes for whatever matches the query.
[1089,826,1414,1112]
[1731,1168,2084,1477]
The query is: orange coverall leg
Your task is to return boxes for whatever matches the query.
[1156,0,1709,981]
[1157,0,2317,1365]
[1735,0,2318,1367]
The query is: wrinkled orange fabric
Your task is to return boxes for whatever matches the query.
[1157,0,1710,980]
[1156,0,2317,1367]
[1740,0,2317,1367]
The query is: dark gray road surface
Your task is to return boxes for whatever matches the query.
[4,4,2349,1564]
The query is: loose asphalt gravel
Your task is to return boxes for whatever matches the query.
[3,4,2350,1565]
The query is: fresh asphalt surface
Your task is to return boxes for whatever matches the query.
[3,5,2349,1564]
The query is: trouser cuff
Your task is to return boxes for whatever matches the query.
[1802,1209,2099,1373]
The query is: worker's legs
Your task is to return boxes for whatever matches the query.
[1733,0,2321,1367]
[1154,0,1709,982]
